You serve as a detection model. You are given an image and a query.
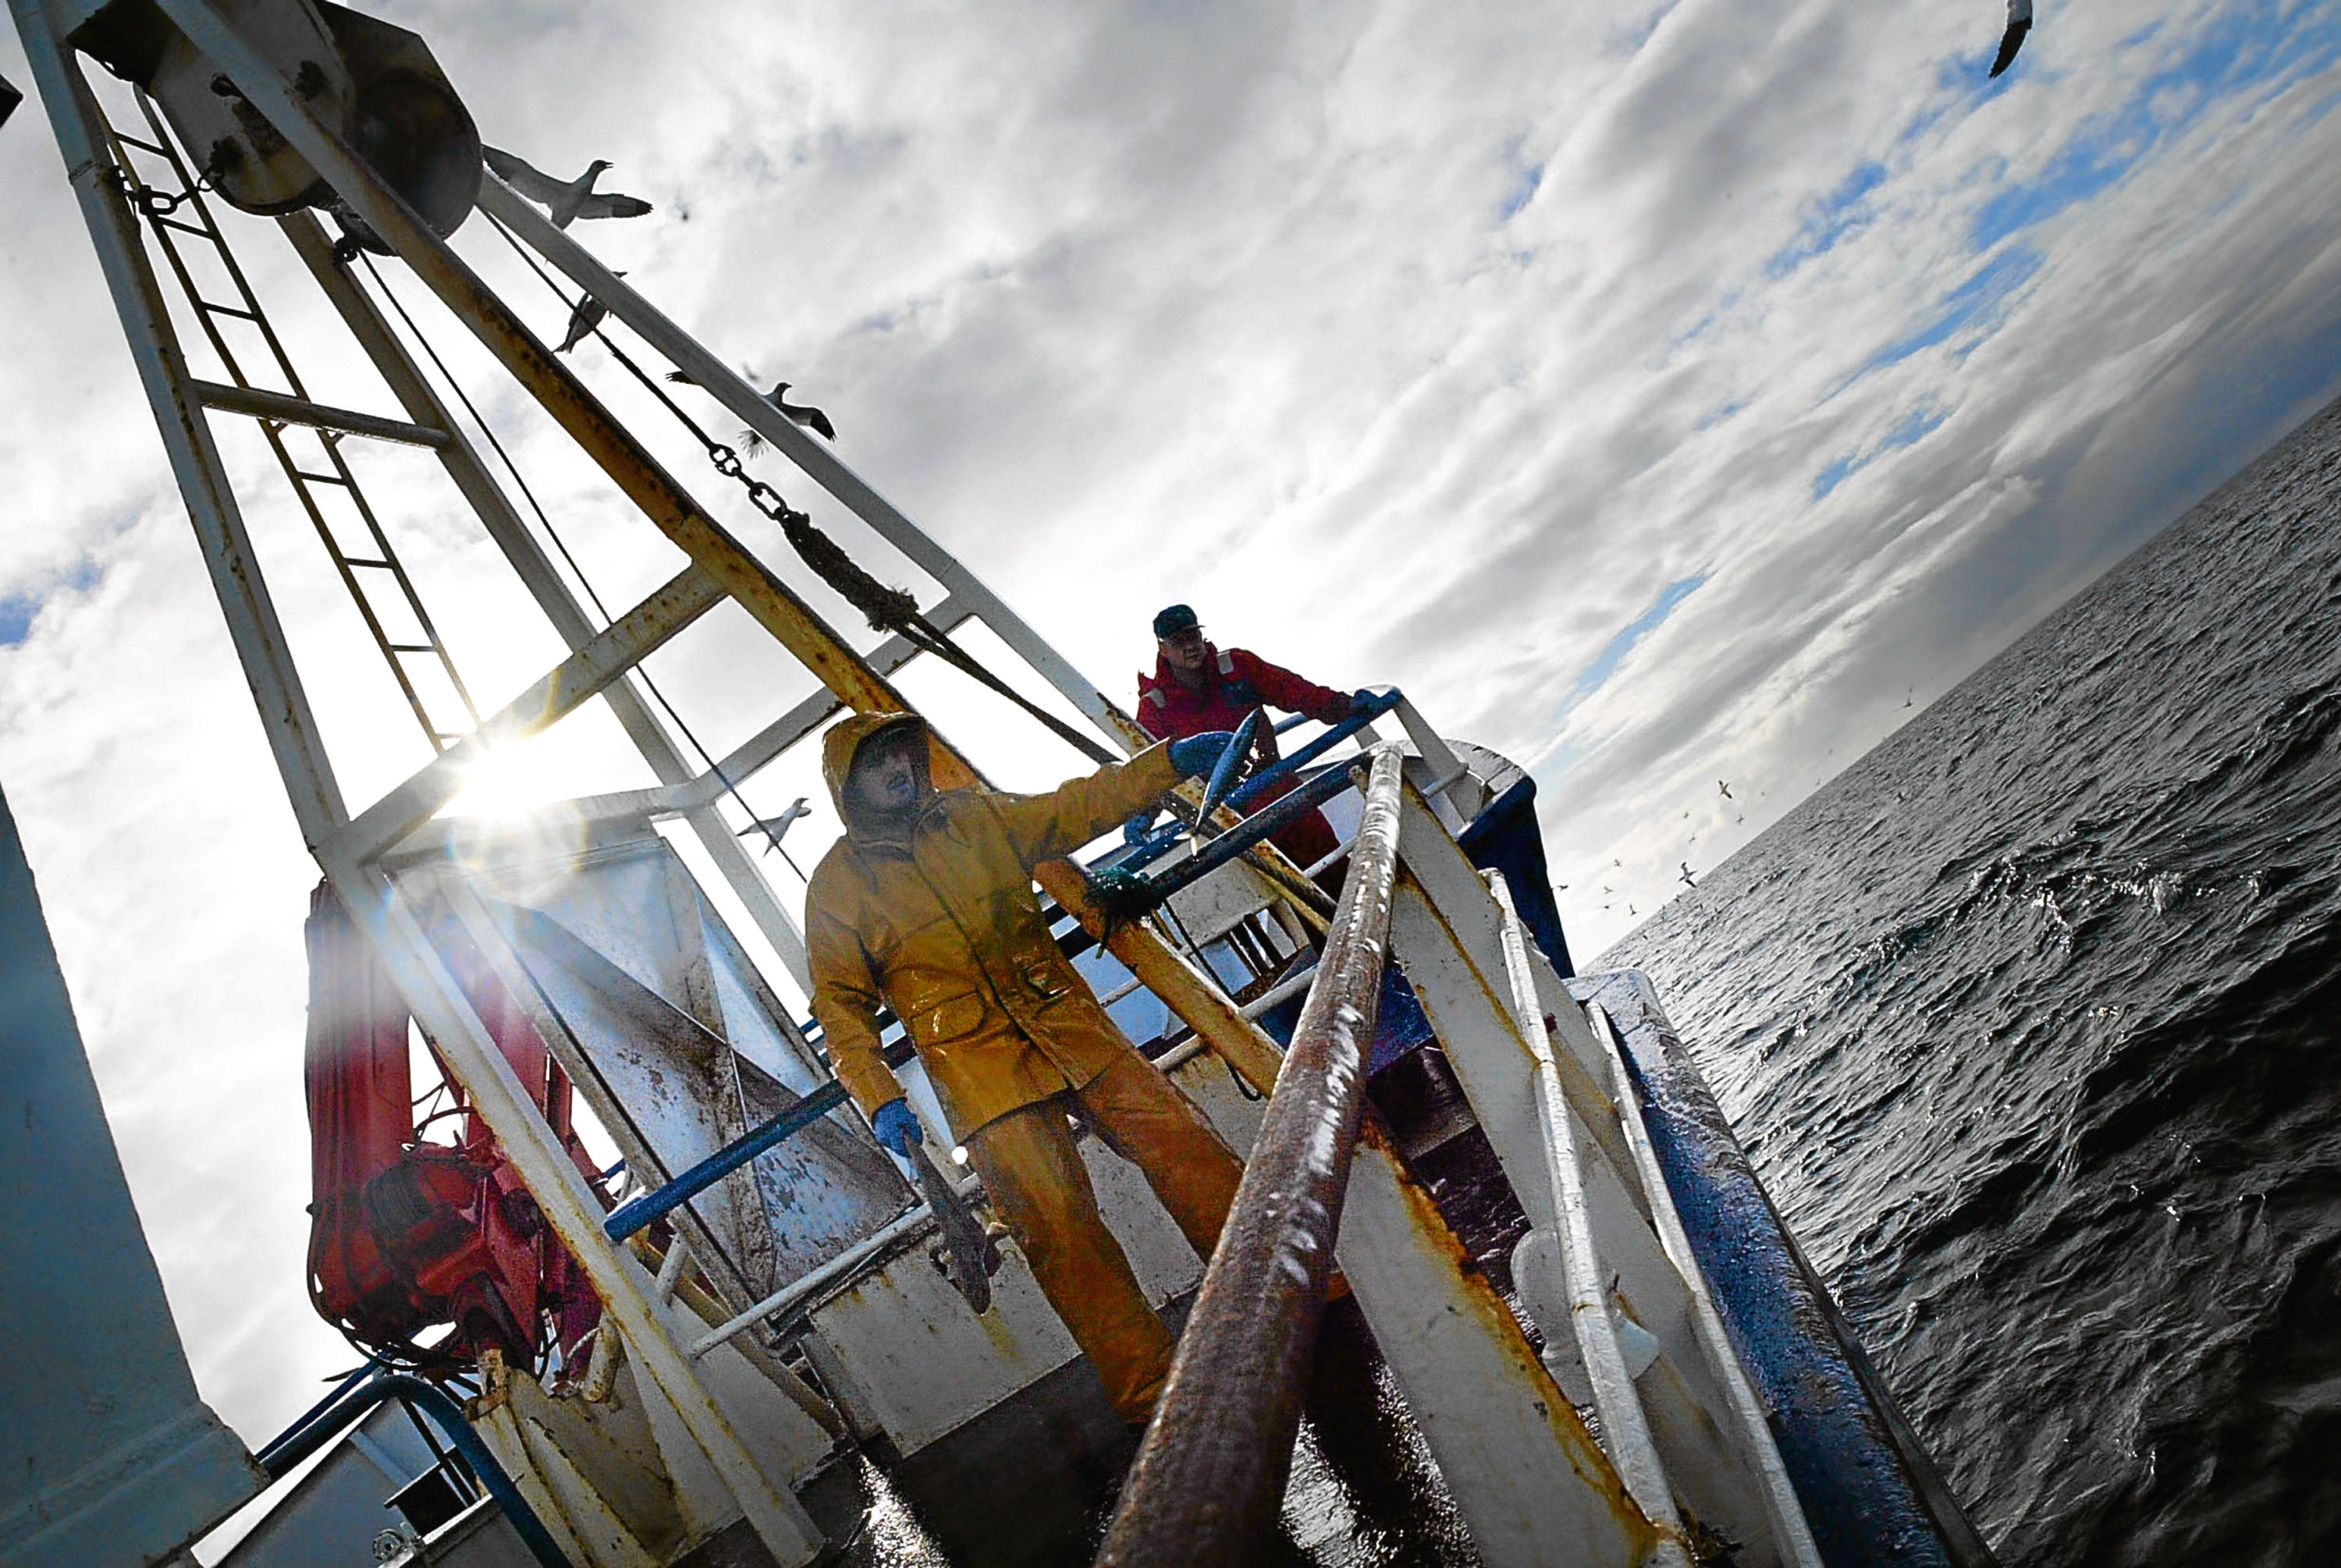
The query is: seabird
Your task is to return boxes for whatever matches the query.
[737,383,838,450]
[769,385,837,442]
[666,371,837,445]
[555,273,627,353]
[736,796,813,846]
[1679,862,1696,888]
[484,147,655,229]
[1990,0,2032,79]
[1718,780,1733,800]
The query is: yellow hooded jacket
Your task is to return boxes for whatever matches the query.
[806,711,1183,1136]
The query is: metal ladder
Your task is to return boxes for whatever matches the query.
[101,91,479,752]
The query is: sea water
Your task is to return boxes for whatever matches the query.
[1603,397,2341,1565]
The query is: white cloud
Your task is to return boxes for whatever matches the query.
[5,0,2341,1448]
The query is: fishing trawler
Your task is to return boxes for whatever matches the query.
[0,5,1999,1566]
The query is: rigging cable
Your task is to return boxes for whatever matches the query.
[354,253,808,881]
[478,211,1119,768]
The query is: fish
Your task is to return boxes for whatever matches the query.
[906,1142,1000,1314]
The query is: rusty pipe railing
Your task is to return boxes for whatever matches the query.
[1096,744,1409,1568]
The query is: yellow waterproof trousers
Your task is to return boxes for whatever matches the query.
[964,1051,1245,1424]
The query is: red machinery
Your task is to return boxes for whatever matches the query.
[303,885,604,1377]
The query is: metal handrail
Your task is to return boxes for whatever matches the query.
[1487,874,1690,1563]
[1224,687,1402,811]
[1096,745,1409,1568]
[687,1164,988,1358]
[1101,762,1357,906]
[602,1081,851,1241]
[254,1371,574,1568]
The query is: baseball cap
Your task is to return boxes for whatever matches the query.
[1153,603,1201,638]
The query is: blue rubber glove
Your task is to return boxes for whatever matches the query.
[1168,730,1238,779]
[871,1098,923,1156]
[1124,810,1157,845]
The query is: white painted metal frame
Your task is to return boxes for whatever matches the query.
[19,9,1738,1567]
[280,209,826,1007]
[1379,774,1817,1565]
[474,174,1153,761]
[23,2,832,1556]
[1486,870,1693,1565]
[1586,1002,1827,1568]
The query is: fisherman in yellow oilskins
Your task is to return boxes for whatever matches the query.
[805,709,1248,1425]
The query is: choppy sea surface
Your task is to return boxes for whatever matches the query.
[1602,397,2341,1566]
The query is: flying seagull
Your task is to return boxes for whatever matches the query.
[736,796,813,846]
[1990,0,2032,79]
[736,796,813,878]
[1718,780,1733,800]
[556,273,627,353]
[1679,862,1696,889]
[483,147,654,229]
[666,371,838,445]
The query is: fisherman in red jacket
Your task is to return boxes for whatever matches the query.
[1136,604,1366,871]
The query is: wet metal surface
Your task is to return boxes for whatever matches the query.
[805,1300,1481,1568]
[1099,747,1408,1568]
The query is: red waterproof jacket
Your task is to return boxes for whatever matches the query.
[1136,644,1350,754]
[1136,644,1351,871]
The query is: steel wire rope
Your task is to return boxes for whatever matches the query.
[471,217,1351,948]
[352,252,809,883]
[457,216,1343,1091]
[475,211,1120,768]
[352,254,819,1318]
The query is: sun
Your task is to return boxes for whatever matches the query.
[443,740,573,820]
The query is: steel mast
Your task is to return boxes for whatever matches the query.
[2,3,1256,1561]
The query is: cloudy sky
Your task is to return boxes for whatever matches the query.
[7,0,2341,1454]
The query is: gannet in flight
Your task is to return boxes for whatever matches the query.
[485,147,655,229]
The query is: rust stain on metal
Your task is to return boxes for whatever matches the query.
[1360,1117,1664,1551]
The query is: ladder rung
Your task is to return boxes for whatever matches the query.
[115,133,172,156]
[154,215,213,240]
[341,557,395,570]
[197,300,259,321]
[385,644,439,655]
[293,470,351,486]
[192,380,449,451]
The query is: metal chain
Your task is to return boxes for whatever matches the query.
[501,234,1119,766]
[355,247,810,873]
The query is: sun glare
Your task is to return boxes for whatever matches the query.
[444,742,573,820]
